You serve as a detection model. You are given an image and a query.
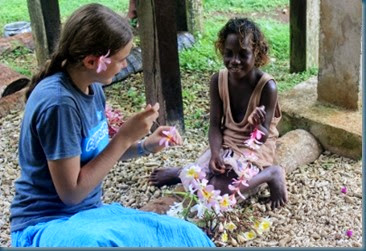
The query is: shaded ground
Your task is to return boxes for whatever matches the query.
[0,72,362,247]
[210,6,289,23]
[0,4,362,248]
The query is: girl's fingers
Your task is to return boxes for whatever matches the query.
[173,130,183,145]
[145,104,152,110]
[152,103,160,111]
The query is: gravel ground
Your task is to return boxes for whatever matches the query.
[0,107,362,247]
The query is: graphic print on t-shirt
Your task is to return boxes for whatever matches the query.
[80,118,109,163]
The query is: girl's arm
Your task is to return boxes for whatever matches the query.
[48,105,159,205]
[208,73,225,173]
[257,79,278,143]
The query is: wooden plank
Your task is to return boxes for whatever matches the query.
[176,0,188,32]
[27,0,61,66]
[289,0,307,73]
[138,0,185,132]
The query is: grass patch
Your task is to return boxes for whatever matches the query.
[0,0,128,32]
[0,46,35,76]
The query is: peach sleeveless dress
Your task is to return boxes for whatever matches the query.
[196,68,281,172]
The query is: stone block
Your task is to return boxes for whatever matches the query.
[278,77,362,160]
[318,0,362,110]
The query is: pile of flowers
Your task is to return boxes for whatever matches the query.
[166,126,273,246]
[105,105,124,137]
[104,105,273,245]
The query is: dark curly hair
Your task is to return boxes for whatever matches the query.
[215,18,269,68]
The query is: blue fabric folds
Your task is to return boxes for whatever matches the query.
[11,203,215,247]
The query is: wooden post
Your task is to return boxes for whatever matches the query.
[186,0,204,35]
[289,0,307,73]
[137,0,185,132]
[27,0,61,66]
[176,0,188,32]
[290,0,319,73]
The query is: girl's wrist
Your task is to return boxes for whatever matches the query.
[137,139,154,156]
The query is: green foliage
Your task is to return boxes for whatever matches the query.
[256,19,289,61]
[58,0,128,23]
[0,0,129,33]
[0,0,29,33]
[126,86,145,107]
[5,45,31,57]
[0,46,34,77]
[179,17,225,72]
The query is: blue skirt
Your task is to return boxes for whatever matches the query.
[11,203,215,247]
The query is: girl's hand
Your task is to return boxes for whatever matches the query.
[248,105,266,126]
[143,125,183,153]
[209,154,225,174]
[117,103,159,144]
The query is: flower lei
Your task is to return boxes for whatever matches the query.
[167,126,272,245]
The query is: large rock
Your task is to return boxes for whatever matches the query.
[274,129,323,174]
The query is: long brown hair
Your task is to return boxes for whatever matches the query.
[26,3,133,100]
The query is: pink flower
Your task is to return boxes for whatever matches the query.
[346,229,353,238]
[252,127,265,141]
[105,105,124,137]
[159,126,177,147]
[244,127,264,149]
[244,138,260,150]
[341,186,347,194]
[244,127,264,150]
[96,50,112,73]
[197,184,220,209]
[179,164,206,189]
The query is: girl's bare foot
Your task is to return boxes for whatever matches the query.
[149,167,181,187]
[267,165,288,209]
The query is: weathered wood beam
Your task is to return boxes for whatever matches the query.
[290,0,320,73]
[289,0,307,73]
[176,0,188,32]
[137,0,185,132]
[27,0,61,66]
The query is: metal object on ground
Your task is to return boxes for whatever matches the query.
[3,21,32,37]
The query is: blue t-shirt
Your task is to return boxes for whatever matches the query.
[10,72,109,232]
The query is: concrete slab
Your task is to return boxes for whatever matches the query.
[278,77,362,160]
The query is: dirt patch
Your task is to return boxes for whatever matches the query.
[211,6,289,23]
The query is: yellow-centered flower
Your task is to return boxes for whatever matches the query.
[225,222,237,232]
[243,230,257,240]
[221,231,228,242]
